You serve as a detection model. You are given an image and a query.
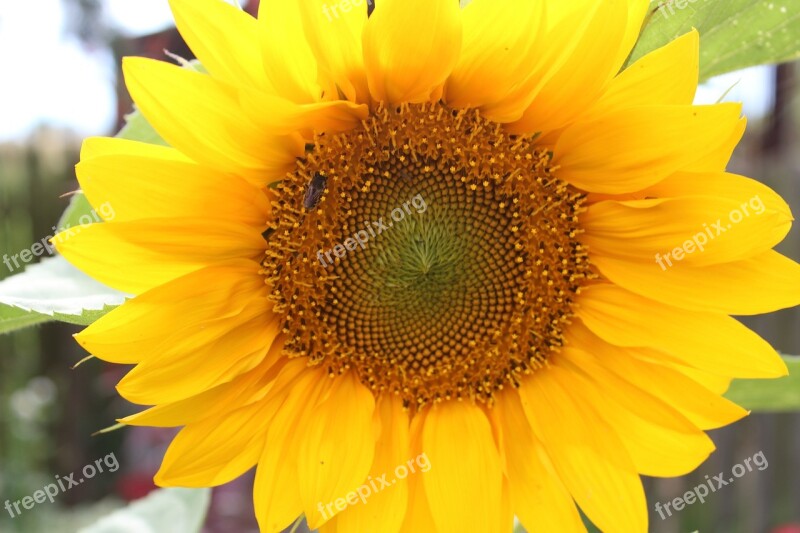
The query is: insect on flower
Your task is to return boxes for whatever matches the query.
[303,172,327,211]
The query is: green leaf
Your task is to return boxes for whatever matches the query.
[79,488,212,533]
[51,305,123,326]
[57,193,96,230]
[116,105,168,146]
[724,356,800,411]
[627,0,800,81]
[0,256,128,328]
[0,303,51,334]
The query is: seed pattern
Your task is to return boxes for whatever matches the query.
[263,102,592,409]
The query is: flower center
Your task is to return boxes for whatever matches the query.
[263,102,590,408]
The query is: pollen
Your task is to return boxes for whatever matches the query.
[262,102,591,409]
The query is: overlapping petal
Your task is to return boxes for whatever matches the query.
[169,0,273,91]
[581,195,792,266]
[300,372,378,529]
[578,284,788,378]
[73,261,267,362]
[297,0,370,104]
[122,57,305,185]
[55,218,266,293]
[77,140,270,226]
[444,0,544,110]
[493,391,585,532]
[555,349,716,477]
[363,0,462,104]
[334,396,410,533]
[566,322,747,429]
[422,401,506,533]
[502,0,644,133]
[554,104,744,193]
[520,366,648,533]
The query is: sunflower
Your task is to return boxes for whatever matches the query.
[55,0,800,531]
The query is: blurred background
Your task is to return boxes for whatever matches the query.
[0,1,798,532]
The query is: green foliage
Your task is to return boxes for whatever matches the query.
[57,193,95,230]
[628,0,800,81]
[0,304,50,335]
[116,105,168,146]
[724,356,800,411]
[0,257,128,332]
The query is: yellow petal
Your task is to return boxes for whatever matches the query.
[334,396,410,533]
[297,0,370,104]
[422,400,505,533]
[399,410,437,532]
[54,217,265,294]
[554,104,744,193]
[154,354,304,490]
[569,325,734,394]
[168,0,273,91]
[671,365,733,395]
[519,367,647,533]
[155,401,270,487]
[492,390,586,533]
[254,364,332,533]
[79,136,192,161]
[363,0,462,104]
[581,196,791,266]
[498,480,514,533]
[641,171,792,220]
[503,0,629,133]
[77,151,270,226]
[685,117,747,173]
[592,250,800,315]
[116,301,279,405]
[444,0,544,110]
[616,0,651,68]
[121,342,286,427]
[555,348,716,477]
[258,0,335,103]
[565,322,747,429]
[300,372,377,530]
[75,260,266,362]
[240,87,369,135]
[592,30,699,114]
[122,56,304,184]
[578,284,788,378]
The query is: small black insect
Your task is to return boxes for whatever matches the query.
[304,172,327,210]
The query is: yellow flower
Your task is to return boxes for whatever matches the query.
[56,0,800,531]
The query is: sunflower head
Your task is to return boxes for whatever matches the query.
[55,0,797,532]
[266,102,591,408]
